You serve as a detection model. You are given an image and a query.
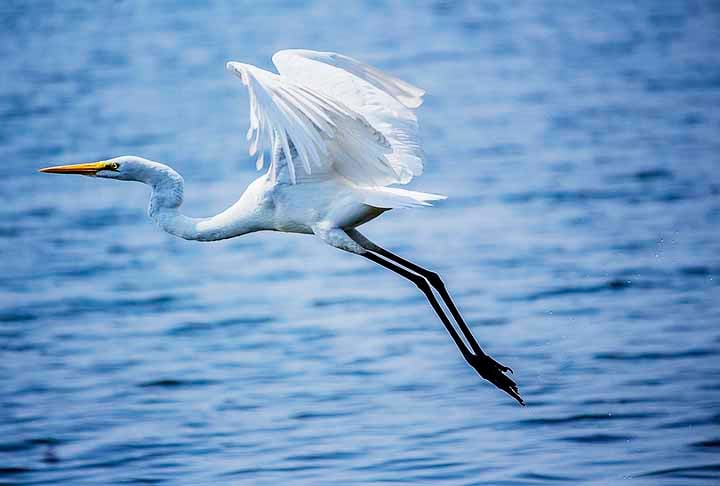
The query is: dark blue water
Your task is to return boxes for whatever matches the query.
[1,1,719,484]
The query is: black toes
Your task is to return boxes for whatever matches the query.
[468,354,524,406]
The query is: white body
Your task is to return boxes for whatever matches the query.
[250,174,387,234]
[152,170,387,243]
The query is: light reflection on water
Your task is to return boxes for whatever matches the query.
[1,1,719,484]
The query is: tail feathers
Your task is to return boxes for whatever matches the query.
[360,186,447,209]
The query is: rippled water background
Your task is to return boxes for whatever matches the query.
[1,1,719,484]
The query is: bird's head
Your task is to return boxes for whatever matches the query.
[40,156,185,212]
[40,156,177,184]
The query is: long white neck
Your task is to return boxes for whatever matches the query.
[143,164,265,241]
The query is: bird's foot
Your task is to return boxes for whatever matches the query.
[467,353,524,406]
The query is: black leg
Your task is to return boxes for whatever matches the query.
[347,230,506,364]
[363,252,470,358]
[361,251,524,405]
[373,247,498,361]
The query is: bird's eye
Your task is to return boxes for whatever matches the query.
[110,162,120,170]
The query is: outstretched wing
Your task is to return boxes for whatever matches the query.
[226,50,426,187]
[273,49,425,184]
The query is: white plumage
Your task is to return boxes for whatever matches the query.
[42,49,445,248]
[227,49,426,188]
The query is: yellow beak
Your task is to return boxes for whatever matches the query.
[39,161,114,175]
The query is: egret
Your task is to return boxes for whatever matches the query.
[40,50,523,405]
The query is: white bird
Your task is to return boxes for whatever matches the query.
[40,50,523,404]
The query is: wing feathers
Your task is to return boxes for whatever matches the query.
[273,50,426,185]
[273,49,425,109]
[227,50,427,187]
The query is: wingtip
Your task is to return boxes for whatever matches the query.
[400,95,424,110]
[226,61,250,84]
[226,61,244,77]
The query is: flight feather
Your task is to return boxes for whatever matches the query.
[227,50,427,187]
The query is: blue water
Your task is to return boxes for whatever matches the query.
[1,1,719,484]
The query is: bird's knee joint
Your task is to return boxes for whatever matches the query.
[426,271,444,287]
